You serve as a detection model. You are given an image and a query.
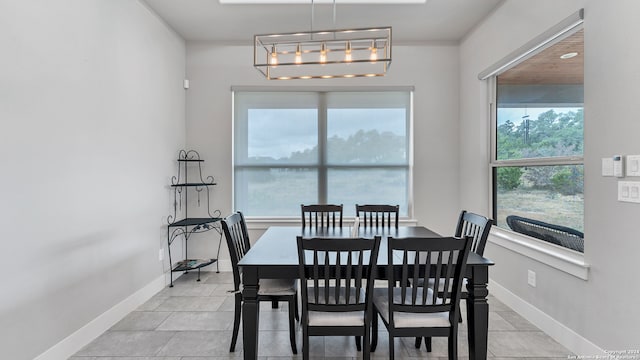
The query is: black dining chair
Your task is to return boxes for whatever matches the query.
[356,204,399,228]
[371,235,472,360]
[222,212,299,353]
[296,235,381,360]
[301,204,343,228]
[415,210,493,350]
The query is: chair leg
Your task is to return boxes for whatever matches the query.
[355,336,362,351]
[302,325,310,360]
[294,292,300,321]
[388,333,395,360]
[288,297,297,354]
[371,311,378,352]
[363,323,371,360]
[448,330,457,360]
[425,337,432,352]
[230,293,242,352]
[272,300,278,308]
[414,337,421,348]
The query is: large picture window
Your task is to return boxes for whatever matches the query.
[234,90,411,217]
[490,28,584,252]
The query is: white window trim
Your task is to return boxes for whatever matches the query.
[488,227,589,280]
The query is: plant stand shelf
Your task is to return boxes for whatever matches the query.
[166,150,222,287]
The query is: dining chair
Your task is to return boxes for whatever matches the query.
[355,204,399,228]
[296,235,381,360]
[371,235,472,360]
[301,204,343,228]
[222,212,299,353]
[414,210,493,350]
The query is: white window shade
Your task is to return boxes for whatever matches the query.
[233,90,411,216]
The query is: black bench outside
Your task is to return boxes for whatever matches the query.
[506,215,584,253]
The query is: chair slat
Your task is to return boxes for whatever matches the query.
[432,251,444,305]
[324,250,330,304]
[356,250,364,304]
[335,250,342,303]
[441,250,455,303]
[313,250,319,304]
[421,250,430,306]
[401,250,408,304]
[411,250,420,305]
[345,251,353,304]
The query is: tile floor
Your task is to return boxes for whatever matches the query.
[70,271,574,359]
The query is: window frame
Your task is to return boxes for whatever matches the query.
[489,74,585,233]
[232,88,413,218]
[480,10,590,279]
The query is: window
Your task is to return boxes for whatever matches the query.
[234,90,411,217]
[490,29,584,252]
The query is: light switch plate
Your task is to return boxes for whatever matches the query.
[602,157,614,176]
[618,181,640,203]
[626,155,640,177]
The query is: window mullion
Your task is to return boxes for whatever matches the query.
[318,92,328,203]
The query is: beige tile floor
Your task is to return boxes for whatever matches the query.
[69,271,574,359]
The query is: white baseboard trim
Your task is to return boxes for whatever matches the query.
[34,275,166,360]
[489,279,604,356]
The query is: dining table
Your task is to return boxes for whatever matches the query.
[237,225,494,360]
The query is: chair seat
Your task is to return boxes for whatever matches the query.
[308,310,365,326]
[372,288,450,328]
[258,278,297,296]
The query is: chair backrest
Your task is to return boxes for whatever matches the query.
[386,236,472,325]
[297,236,381,313]
[221,211,251,290]
[301,204,343,228]
[454,210,493,256]
[355,204,399,228]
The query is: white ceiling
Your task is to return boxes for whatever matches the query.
[142,0,504,43]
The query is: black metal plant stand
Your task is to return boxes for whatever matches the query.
[166,150,222,287]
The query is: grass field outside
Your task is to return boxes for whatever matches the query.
[496,188,584,232]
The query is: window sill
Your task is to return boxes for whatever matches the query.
[245,217,419,231]
[488,227,589,280]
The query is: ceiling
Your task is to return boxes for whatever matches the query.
[498,30,584,85]
[142,0,504,43]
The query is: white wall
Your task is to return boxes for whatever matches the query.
[0,1,186,359]
[185,43,463,266]
[460,0,640,352]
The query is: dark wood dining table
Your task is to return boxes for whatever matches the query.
[238,226,494,360]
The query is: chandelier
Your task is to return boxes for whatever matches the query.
[254,26,392,80]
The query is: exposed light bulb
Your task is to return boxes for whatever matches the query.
[345,41,352,62]
[320,42,327,64]
[370,41,378,62]
[270,45,278,66]
[295,44,302,64]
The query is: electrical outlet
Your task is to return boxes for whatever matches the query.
[527,270,536,287]
[159,248,164,261]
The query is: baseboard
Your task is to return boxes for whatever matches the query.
[489,279,605,356]
[34,274,166,360]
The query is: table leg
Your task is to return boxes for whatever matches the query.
[466,266,489,360]
[242,267,260,360]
